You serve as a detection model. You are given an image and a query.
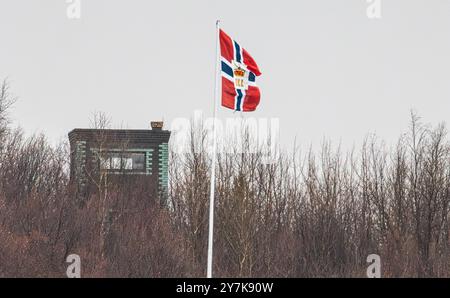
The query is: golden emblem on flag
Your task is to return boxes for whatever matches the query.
[232,60,248,90]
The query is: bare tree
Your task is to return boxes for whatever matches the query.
[0,79,17,152]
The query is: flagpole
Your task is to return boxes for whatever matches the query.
[207,19,221,279]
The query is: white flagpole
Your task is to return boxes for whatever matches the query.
[207,19,221,279]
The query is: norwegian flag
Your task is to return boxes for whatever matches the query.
[219,29,262,112]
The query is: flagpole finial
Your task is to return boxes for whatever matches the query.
[216,19,221,26]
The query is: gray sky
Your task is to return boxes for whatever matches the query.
[1,0,449,151]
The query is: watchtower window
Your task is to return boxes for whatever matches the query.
[100,152,146,172]
[128,153,145,170]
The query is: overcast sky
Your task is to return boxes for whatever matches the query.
[1,0,449,151]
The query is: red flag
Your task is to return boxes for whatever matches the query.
[219,29,262,112]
